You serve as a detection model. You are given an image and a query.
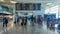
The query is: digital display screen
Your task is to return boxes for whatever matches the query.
[15,3,41,10]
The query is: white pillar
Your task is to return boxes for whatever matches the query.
[58,4,60,18]
[13,4,16,23]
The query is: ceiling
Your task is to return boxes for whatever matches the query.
[0,0,60,9]
[1,0,60,4]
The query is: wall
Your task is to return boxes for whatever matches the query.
[33,7,45,16]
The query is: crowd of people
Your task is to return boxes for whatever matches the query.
[2,15,43,28]
[14,15,43,26]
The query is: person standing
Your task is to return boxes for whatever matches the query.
[24,17,27,26]
[31,15,35,26]
[3,17,8,27]
[21,17,24,26]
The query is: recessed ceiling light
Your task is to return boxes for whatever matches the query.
[46,3,53,5]
[10,1,17,4]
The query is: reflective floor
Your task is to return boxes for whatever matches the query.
[0,21,59,34]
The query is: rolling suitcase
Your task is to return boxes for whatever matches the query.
[21,22,23,26]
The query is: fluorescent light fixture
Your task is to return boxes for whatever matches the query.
[46,3,52,5]
[10,1,16,4]
[0,0,4,2]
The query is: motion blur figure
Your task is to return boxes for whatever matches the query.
[17,17,19,23]
[24,17,27,26]
[3,17,8,27]
[37,16,43,25]
[21,17,27,26]
[57,24,60,33]
[31,15,35,26]
[21,17,24,26]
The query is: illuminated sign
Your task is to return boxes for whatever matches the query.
[15,3,41,10]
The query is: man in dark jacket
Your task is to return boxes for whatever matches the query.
[3,17,8,27]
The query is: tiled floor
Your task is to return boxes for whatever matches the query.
[0,20,59,34]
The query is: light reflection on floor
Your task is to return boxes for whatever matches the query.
[0,21,59,34]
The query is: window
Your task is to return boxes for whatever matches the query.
[45,5,58,19]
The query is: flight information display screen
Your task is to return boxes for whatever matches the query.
[15,3,41,10]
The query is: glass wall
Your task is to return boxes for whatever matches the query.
[45,5,58,19]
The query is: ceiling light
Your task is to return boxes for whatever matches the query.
[0,0,5,2]
[10,1,17,4]
[46,3,53,5]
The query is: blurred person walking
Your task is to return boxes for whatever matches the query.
[3,17,8,27]
[31,15,35,26]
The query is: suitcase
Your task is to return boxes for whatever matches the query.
[21,22,23,26]
[14,21,16,24]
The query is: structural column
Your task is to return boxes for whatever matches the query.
[58,4,60,18]
[13,4,16,23]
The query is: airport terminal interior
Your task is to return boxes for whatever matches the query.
[0,0,60,34]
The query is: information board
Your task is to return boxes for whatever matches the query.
[15,3,41,10]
